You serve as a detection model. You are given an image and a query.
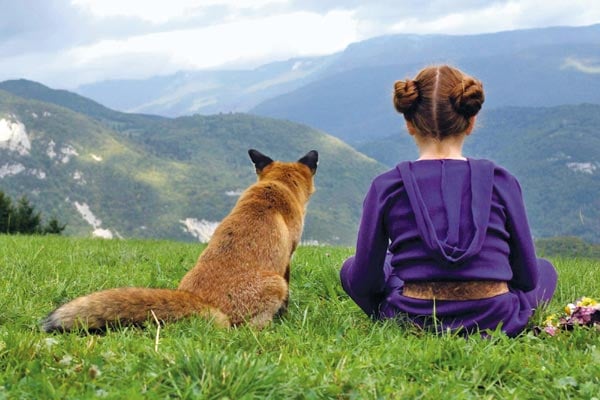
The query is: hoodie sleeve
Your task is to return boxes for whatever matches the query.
[497,171,539,292]
[340,179,389,317]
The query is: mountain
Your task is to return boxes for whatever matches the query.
[76,56,336,117]
[354,104,600,243]
[0,79,166,124]
[0,80,385,245]
[325,24,600,75]
[73,24,600,147]
[246,24,600,243]
[252,24,600,144]
[2,78,598,245]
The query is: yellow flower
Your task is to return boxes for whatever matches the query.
[544,314,557,326]
[576,297,598,307]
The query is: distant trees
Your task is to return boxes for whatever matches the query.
[0,190,65,235]
[536,237,600,259]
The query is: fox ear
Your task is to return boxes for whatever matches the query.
[298,150,318,175]
[248,149,274,174]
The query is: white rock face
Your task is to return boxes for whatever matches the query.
[0,117,31,155]
[60,145,79,164]
[180,218,219,243]
[566,162,598,175]
[73,201,114,239]
[29,169,47,179]
[92,228,114,239]
[73,170,86,184]
[47,140,57,159]
[225,189,244,197]
[0,163,46,180]
[0,163,26,178]
[47,141,79,163]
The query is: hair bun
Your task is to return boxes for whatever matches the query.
[393,79,420,114]
[450,77,485,118]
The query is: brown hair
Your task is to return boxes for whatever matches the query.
[393,65,484,140]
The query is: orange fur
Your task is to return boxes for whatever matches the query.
[43,149,318,332]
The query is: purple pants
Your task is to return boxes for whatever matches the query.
[341,255,557,336]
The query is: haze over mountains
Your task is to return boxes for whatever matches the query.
[253,23,600,143]
[1,24,599,244]
[77,24,600,138]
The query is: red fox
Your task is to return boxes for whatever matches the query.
[43,149,318,332]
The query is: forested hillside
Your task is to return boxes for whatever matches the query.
[1,78,598,243]
[0,82,384,245]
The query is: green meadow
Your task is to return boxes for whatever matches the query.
[1,235,599,399]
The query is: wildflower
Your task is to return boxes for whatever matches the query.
[543,325,557,336]
[565,303,575,315]
[577,297,598,307]
[544,314,557,327]
[542,296,600,335]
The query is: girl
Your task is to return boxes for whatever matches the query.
[340,65,557,337]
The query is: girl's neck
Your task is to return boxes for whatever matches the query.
[414,135,467,161]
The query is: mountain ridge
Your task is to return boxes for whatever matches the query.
[72,24,600,121]
[0,82,385,245]
[1,79,598,244]
[76,55,337,117]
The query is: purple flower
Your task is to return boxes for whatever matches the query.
[568,306,600,326]
[539,297,600,335]
[544,325,557,336]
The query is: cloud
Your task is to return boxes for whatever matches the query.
[0,0,83,51]
[0,0,599,88]
[562,57,600,74]
[72,0,289,23]
[0,7,359,88]
[360,0,600,36]
[287,0,600,39]
[68,10,359,73]
[0,0,157,55]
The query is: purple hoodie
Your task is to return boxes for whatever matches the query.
[340,159,557,337]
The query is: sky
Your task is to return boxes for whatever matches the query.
[1,0,599,89]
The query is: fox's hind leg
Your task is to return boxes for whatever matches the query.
[275,264,291,317]
[248,273,289,329]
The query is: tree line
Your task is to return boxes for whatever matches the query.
[0,190,65,235]
[536,237,600,259]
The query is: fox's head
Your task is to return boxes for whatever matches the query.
[248,149,319,198]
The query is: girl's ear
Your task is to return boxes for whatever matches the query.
[406,121,418,136]
[298,150,319,175]
[465,116,477,136]
[248,149,274,174]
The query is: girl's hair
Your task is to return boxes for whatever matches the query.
[393,65,484,140]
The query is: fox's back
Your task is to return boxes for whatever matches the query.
[177,160,315,304]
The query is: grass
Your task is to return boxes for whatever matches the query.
[1,235,599,399]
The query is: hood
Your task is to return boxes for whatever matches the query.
[397,159,494,265]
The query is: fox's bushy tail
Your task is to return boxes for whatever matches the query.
[42,288,229,332]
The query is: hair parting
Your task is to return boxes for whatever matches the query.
[393,65,484,140]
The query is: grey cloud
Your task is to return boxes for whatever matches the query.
[0,0,249,57]
[0,0,78,38]
[1,0,597,88]
[148,5,231,32]
[0,0,92,53]
[279,0,512,38]
[0,0,163,55]
[286,0,504,19]
[0,0,506,55]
